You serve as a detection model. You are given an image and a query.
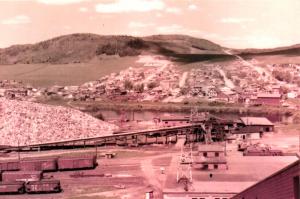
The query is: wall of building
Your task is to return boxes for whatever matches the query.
[163,192,235,199]
[236,133,260,140]
[199,151,225,158]
[231,160,299,199]
[255,97,280,106]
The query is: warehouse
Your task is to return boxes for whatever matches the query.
[232,158,299,199]
[235,117,274,140]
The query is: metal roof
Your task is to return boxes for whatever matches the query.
[257,93,281,98]
[240,117,273,126]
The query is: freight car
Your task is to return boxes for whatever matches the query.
[1,171,43,182]
[57,155,97,170]
[0,154,97,173]
[0,180,61,195]
[0,160,20,172]
[25,180,61,193]
[0,181,25,194]
[20,158,57,172]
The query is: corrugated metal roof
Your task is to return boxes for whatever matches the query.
[240,117,273,126]
[257,93,281,98]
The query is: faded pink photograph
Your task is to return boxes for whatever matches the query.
[0,0,299,199]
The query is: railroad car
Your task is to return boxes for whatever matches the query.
[57,155,97,170]
[0,161,20,172]
[25,180,61,193]
[1,171,43,182]
[20,158,57,172]
[0,181,25,194]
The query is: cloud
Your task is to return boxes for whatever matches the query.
[79,7,88,12]
[128,21,155,28]
[156,24,201,36]
[95,0,165,13]
[188,4,198,10]
[1,15,31,25]
[63,25,71,30]
[156,13,163,18]
[221,34,283,48]
[36,0,86,5]
[220,17,255,23]
[165,7,181,14]
[131,30,142,36]
[156,24,184,34]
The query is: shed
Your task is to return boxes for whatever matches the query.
[197,144,225,158]
[254,93,281,106]
[236,117,274,139]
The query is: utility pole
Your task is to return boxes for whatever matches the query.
[17,139,20,162]
[95,142,98,159]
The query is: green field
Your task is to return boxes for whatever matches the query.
[0,56,141,87]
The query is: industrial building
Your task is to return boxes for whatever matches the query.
[234,117,274,140]
[232,158,299,199]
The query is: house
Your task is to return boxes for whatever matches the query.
[197,144,225,158]
[271,85,281,93]
[203,86,217,98]
[253,93,281,106]
[287,91,298,99]
[235,117,274,140]
[214,91,229,102]
[194,144,227,170]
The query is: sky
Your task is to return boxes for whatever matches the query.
[0,0,299,49]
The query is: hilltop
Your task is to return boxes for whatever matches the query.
[233,44,300,57]
[0,33,229,65]
[0,33,299,65]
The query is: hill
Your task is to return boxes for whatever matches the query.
[234,44,300,57]
[0,33,229,65]
[0,33,299,65]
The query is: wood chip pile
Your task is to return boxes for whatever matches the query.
[0,98,118,146]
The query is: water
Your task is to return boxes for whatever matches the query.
[100,110,288,123]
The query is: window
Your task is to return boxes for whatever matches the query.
[294,176,299,199]
[214,164,218,169]
[215,152,219,157]
[203,152,207,157]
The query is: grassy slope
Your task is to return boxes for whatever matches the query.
[0,33,298,87]
[0,57,141,87]
[0,33,231,87]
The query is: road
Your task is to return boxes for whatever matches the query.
[179,72,188,88]
[217,68,235,89]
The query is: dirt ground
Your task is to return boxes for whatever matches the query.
[0,124,299,199]
[0,146,178,199]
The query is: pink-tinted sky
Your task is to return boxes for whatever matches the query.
[0,0,299,48]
